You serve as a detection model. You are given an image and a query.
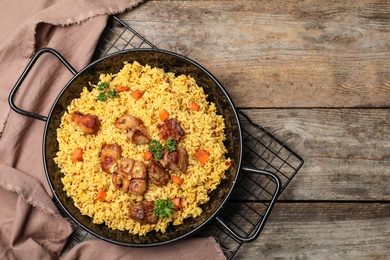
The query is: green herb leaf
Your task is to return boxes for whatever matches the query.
[165,138,176,153]
[107,89,118,98]
[148,139,163,160]
[96,82,118,102]
[97,82,109,90]
[154,199,175,218]
[97,92,108,102]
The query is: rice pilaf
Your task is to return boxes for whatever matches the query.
[54,61,230,235]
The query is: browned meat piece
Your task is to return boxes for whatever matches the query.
[115,113,138,130]
[118,158,135,174]
[157,118,184,141]
[100,143,122,173]
[112,170,130,192]
[127,129,151,145]
[115,114,150,145]
[129,201,158,224]
[160,147,188,173]
[128,179,147,196]
[130,161,147,179]
[147,159,170,186]
[114,158,148,195]
[70,111,100,135]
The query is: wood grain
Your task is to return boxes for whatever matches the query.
[242,109,390,201]
[116,1,390,259]
[234,202,390,259]
[120,0,390,108]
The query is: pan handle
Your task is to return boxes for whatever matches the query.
[215,167,281,243]
[8,48,77,122]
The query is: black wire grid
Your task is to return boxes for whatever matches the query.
[61,16,304,259]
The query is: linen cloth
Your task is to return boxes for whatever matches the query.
[0,1,226,259]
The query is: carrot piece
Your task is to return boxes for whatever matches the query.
[143,150,153,161]
[171,197,182,209]
[130,89,143,100]
[189,101,200,111]
[71,148,83,162]
[194,149,210,166]
[97,190,106,202]
[171,175,184,185]
[225,161,232,166]
[115,85,130,93]
[159,109,169,121]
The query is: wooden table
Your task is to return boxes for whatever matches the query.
[116,1,390,258]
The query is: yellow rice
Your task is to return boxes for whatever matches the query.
[54,61,230,235]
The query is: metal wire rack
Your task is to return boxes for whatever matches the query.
[61,15,304,259]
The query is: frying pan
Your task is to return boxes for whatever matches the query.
[9,48,281,246]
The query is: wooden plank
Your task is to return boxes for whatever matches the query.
[233,202,390,259]
[241,109,390,201]
[114,4,390,259]
[120,0,390,108]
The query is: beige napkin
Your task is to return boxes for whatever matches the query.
[0,1,226,259]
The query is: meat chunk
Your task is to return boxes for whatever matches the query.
[112,170,130,192]
[129,179,147,196]
[118,158,135,175]
[115,114,150,145]
[130,161,147,179]
[115,113,139,130]
[129,201,158,224]
[160,147,188,173]
[117,158,147,179]
[147,159,170,186]
[157,118,184,141]
[114,158,148,195]
[127,129,151,145]
[100,143,122,173]
[70,111,100,135]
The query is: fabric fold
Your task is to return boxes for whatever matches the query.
[63,237,226,260]
[0,0,226,259]
[0,0,145,136]
[0,164,72,259]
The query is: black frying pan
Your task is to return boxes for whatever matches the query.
[9,48,281,246]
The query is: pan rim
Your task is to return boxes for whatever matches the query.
[43,48,243,247]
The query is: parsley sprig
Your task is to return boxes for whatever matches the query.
[96,82,118,102]
[148,140,164,160]
[148,138,176,160]
[154,199,175,218]
[165,138,176,152]
[97,82,109,91]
